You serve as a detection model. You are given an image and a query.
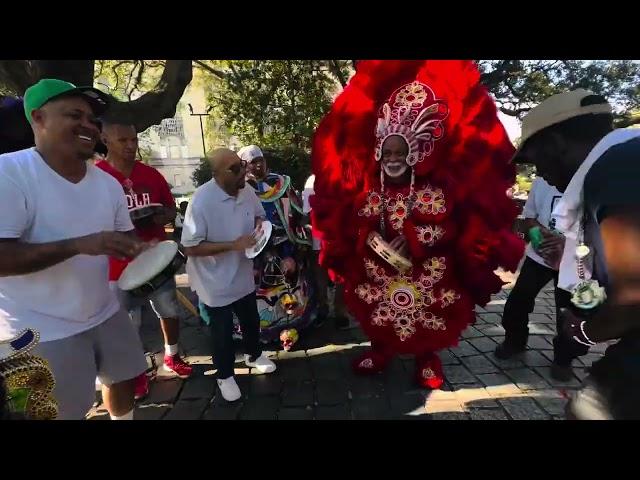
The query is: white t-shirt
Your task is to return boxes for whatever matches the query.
[302,175,321,251]
[181,180,265,308]
[0,148,134,342]
[522,177,562,268]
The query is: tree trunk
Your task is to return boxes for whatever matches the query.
[107,59,193,132]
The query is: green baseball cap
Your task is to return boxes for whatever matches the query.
[23,78,110,123]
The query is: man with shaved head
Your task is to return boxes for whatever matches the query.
[182,148,277,401]
[96,116,192,401]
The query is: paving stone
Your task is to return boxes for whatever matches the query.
[279,358,313,381]
[481,325,506,336]
[425,398,464,414]
[483,304,505,313]
[499,397,550,420]
[164,399,209,420]
[439,349,460,365]
[465,398,501,409]
[573,367,588,381]
[484,383,523,398]
[453,386,491,404]
[534,396,568,417]
[469,409,509,420]
[589,343,610,355]
[449,340,480,358]
[203,403,242,420]
[486,354,525,370]
[503,368,550,390]
[352,396,390,420]
[282,380,315,407]
[349,376,386,399]
[522,350,553,367]
[528,336,553,350]
[315,405,351,420]
[461,326,485,339]
[476,313,502,324]
[476,373,512,388]
[141,378,183,405]
[467,337,498,354]
[179,376,216,400]
[529,324,556,335]
[430,411,470,420]
[239,396,280,420]
[306,345,340,357]
[249,373,283,396]
[442,364,478,384]
[135,405,170,420]
[310,355,344,380]
[461,355,500,374]
[389,392,428,418]
[316,379,349,405]
[578,353,604,368]
[534,367,581,388]
[278,407,314,420]
[530,313,554,324]
[276,350,308,360]
[540,350,556,362]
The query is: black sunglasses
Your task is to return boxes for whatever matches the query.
[228,160,247,175]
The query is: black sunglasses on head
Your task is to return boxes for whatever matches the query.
[228,160,247,175]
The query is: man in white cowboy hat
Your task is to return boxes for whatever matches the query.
[513,88,640,419]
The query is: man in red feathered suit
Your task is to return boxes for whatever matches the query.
[310,60,524,389]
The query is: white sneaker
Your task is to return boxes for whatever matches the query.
[245,353,277,374]
[217,376,241,402]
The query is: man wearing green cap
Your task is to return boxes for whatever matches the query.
[0,79,150,420]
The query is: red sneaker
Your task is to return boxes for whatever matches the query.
[415,352,444,390]
[163,354,193,378]
[134,373,149,401]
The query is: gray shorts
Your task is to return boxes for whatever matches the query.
[33,309,147,420]
[118,278,181,320]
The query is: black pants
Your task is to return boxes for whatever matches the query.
[502,256,589,365]
[203,292,262,379]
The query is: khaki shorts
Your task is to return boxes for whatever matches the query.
[33,309,147,420]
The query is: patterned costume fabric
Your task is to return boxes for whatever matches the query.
[0,329,57,420]
[310,61,524,388]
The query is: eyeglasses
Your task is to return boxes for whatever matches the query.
[228,160,247,175]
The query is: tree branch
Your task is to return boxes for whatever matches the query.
[499,105,530,117]
[327,60,347,87]
[107,59,193,132]
[193,60,227,79]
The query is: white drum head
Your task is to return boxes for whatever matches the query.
[118,240,179,291]
[245,221,273,259]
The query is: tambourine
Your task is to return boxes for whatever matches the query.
[246,221,273,259]
[118,240,185,298]
[129,203,164,227]
[367,232,413,272]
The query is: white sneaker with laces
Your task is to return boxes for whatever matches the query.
[217,376,241,402]
[244,353,276,374]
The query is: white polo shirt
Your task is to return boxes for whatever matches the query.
[181,179,265,307]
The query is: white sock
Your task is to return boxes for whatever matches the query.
[165,344,179,356]
[110,409,134,421]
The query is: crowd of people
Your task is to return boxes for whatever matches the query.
[1,60,639,420]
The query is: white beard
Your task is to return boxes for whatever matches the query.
[383,163,408,178]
